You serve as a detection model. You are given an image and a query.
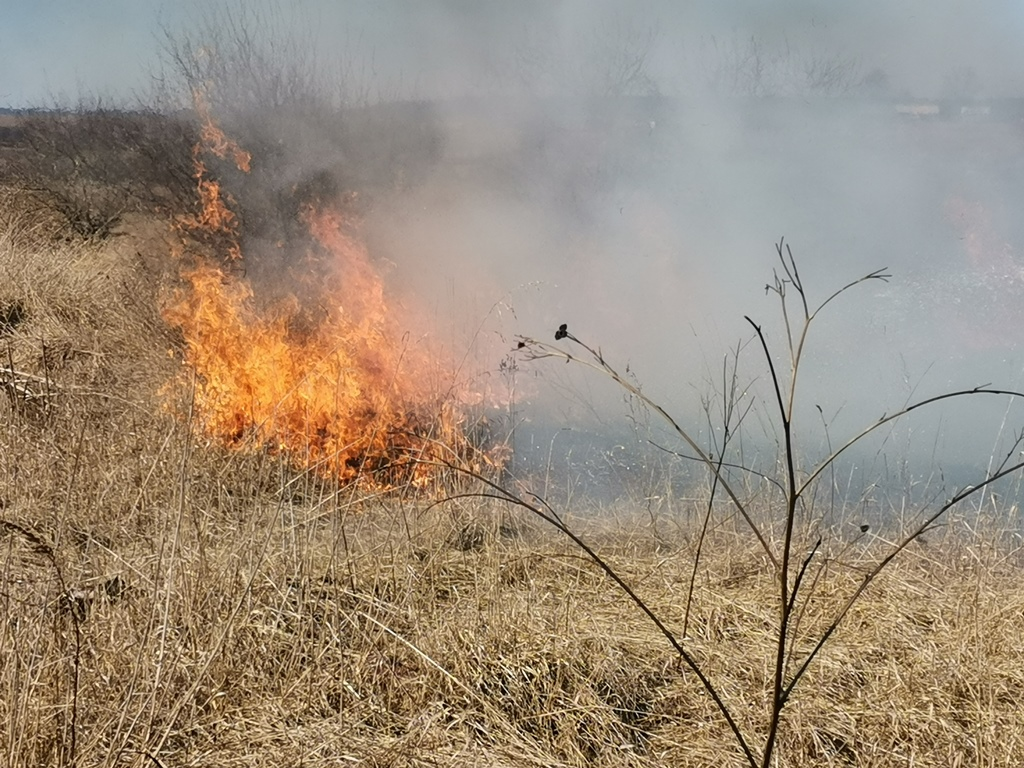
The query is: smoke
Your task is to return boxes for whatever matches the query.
[6,1,1024,101]
[357,2,1023,498]
[11,0,1024,499]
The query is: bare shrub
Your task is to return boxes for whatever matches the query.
[2,100,197,239]
[510,15,661,98]
[507,240,1024,766]
[699,34,861,98]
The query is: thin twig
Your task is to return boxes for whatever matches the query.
[522,334,778,569]
[426,461,760,768]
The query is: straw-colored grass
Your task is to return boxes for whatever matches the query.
[2,200,1024,768]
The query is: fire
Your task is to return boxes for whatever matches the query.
[174,92,249,260]
[162,93,489,489]
[183,154,242,260]
[192,88,251,173]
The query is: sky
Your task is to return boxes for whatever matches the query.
[3,1,1024,106]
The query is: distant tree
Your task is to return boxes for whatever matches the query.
[698,34,860,98]
[157,1,330,117]
[6,96,196,239]
[582,18,660,98]
[859,67,891,98]
[509,15,660,99]
[801,50,862,96]
[154,0,445,265]
[943,66,982,100]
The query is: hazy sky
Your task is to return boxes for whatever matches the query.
[3,0,1024,106]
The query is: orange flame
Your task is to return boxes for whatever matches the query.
[192,87,251,172]
[163,95,493,489]
[172,90,251,260]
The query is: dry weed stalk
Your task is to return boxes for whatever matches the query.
[509,239,1024,767]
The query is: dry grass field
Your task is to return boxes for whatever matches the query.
[2,113,1024,768]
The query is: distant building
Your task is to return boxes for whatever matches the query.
[895,103,940,117]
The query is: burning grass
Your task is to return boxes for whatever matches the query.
[160,96,492,491]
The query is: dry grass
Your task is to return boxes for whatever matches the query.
[2,199,1024,768]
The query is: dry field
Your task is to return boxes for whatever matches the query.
[2,140,1024,768]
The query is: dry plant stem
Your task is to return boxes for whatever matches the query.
[750,245,1022,767]
[787,538,821,620]
[684,351,747,639]
[682,461,720,640]
[746,316,797,768]
[649,439,783,493]
[755,248,972,766]
[143,394,194,750]
[523,335,779,569]
[520,242,1024,767]
[107,427,180,762]
[60,419,89,767]
[431,468,760,767]
[129,749,170,768]
[772,241,890,423]
[358,610,484,704]
[799,387,1024,497]
[783,528,867,675]
[150,470,284,754]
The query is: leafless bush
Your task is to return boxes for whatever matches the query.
[510,15,660,98]
[699,34,861,98]
[2,100,197,239]
[509,240,1024,766]
[157,1,329,116]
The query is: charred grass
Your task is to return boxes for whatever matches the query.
[2,183,1024,768]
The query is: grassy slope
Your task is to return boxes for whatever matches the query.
[1,194,1024,767]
